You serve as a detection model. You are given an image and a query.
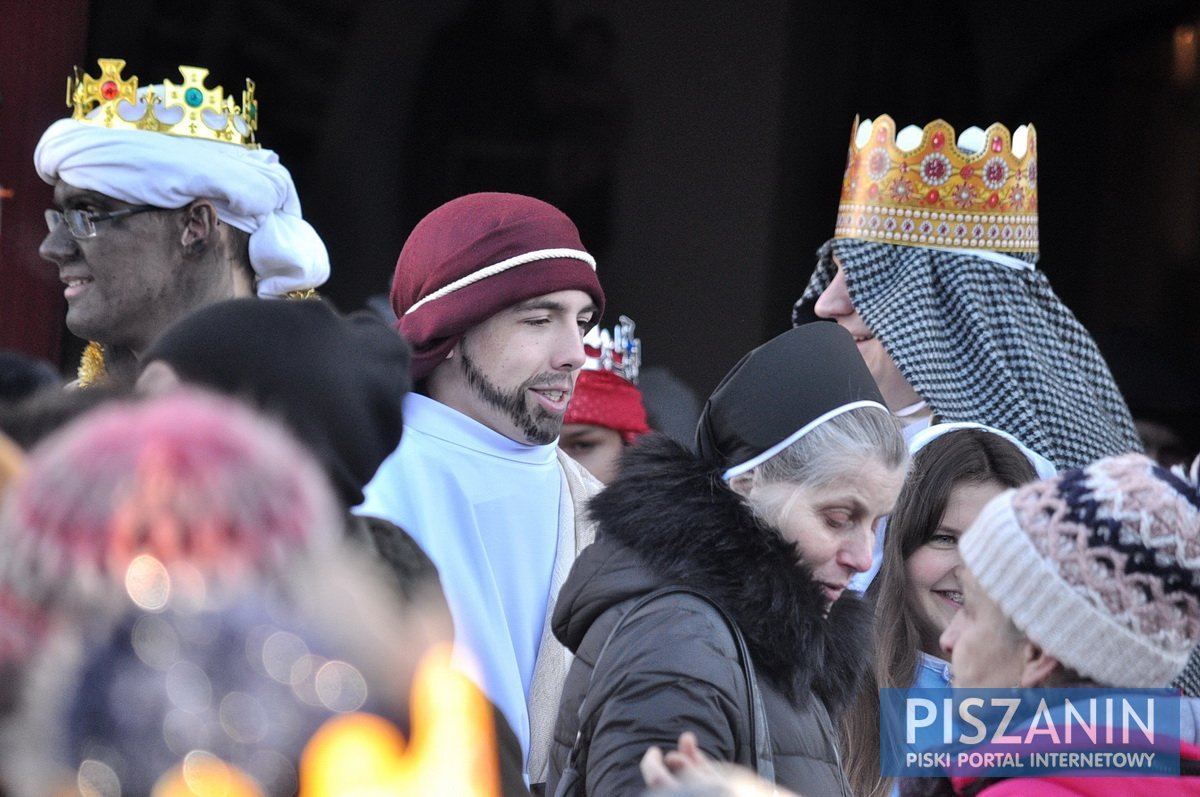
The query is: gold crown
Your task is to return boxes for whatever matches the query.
[66,58,259,148]
[835,115,1038,253]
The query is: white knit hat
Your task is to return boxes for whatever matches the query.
[960,453,1200,688]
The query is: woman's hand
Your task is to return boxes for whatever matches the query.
[641,731,800,795]
[640,731,718,789]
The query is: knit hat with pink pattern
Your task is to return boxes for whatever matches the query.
[960,452,1200,687]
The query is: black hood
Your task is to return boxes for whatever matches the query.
[553,433,873,713]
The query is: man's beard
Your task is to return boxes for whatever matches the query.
[461,346,570,445]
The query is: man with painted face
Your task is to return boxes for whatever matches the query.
[356,192,605,788]
[793,115,1141,471]
[34,59,328,387]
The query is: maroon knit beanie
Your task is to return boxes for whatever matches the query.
[391,192,606,380]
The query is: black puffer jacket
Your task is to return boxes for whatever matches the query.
[546,435,872,796]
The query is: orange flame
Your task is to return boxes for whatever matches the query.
[300,643,499,796]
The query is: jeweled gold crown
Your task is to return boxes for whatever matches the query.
[583,315,641,384]
[66,58,259,148]
[835,115,1038,253]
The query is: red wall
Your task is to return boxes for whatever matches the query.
[0,0,90,365]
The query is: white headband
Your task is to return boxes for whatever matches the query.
[907,421,1057,479]
[34,119,329,298]
[722,400,890,481]
[942,247,1033,271]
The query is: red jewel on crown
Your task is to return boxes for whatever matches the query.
[836,115,1038,253]
[67,59,260,148]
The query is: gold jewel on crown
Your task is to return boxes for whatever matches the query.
[835,115,1038,253]
[66,58,260,148]
[584,315,641,384]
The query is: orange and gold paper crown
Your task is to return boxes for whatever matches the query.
[835,115,1038,253]
[66,58,259,148]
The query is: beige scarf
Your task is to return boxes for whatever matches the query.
[525,451,601,784]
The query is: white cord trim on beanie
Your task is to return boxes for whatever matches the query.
[960,492,1189,688]
[404,248,597,316]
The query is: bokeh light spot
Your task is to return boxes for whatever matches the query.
[131,614,181,671]
[261,631,307,684]
[77,759,121,797]
[165,660,212,714]
[290,654,325,706]
[314,660,368,713]
[125,554,171,611]
[219,691,269,744]
[164,708,208,756]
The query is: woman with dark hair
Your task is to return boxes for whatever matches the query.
[841,424,1052,797]
[924,452,1200,794]
[545,322,908,796]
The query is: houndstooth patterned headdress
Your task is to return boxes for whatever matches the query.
[792,237,1143,469]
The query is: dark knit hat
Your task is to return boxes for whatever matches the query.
[961,453,1200,687]
[695,321,887,479]
[391,192,605,380]
[142,298,410,508]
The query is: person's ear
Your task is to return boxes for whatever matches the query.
[1017,639,1060,687]
[728,472,755,498]
[179,199,219,255]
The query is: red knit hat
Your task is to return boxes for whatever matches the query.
[391,193,606,380]
[563,315,649,443]
[564,369,649,444]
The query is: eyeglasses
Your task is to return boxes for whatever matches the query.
[44,205,162,240]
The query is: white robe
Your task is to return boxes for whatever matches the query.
[357,393,599,781]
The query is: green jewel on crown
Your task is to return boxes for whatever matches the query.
[67,58,260,148]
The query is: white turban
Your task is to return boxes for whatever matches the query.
[34,118,330,298]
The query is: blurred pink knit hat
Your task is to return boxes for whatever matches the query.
[0,388,342,664]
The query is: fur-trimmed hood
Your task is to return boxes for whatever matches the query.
[552,433,873,713]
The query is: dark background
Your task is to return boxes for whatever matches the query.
[3,0,1198,455]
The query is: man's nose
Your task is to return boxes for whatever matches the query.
[39,222,78,264]
[553,323,587,371]
[813,266,855,318]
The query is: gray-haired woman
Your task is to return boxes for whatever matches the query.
[545,321,908,796]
